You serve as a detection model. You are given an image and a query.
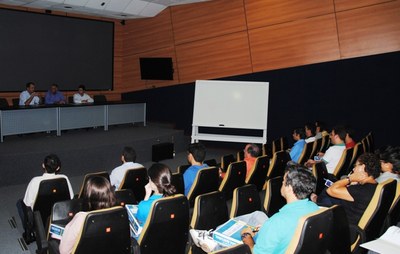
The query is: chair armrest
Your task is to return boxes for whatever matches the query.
[48,239,61,254]
[348,224,367,254]
[34,211,48,254]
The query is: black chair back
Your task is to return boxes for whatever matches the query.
[51,198,84,225]
[320,134,330,153]
[139,195,190,254]
[312,138,323,157]
[171,172,185,195]
[246,155,270,191]
[12,98,19,106]
[78,171,110,198]
[220,154,235,172]
[177,164,190,175]
[187,167,220,207]
[119,167,148,202]
[115,189,137,206]
[93,95,107,103]
[313,162,329,195]
[191,191,229,230]
[298,141,314,165]
[333,147,354,178]
[219,161,246,200]
[263,176,286,217]
[0,98,9,108]
[204,159,218,167]
[328,205,351,254]
[230,184,261,218]
[267,151,291,179]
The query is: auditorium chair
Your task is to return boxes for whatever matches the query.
[204,158,218,167]
[23,178,72,244]
[115,189,137,206]
[68,96,73,104]
[365,132,374,153]
[349,179,396,253]
[12,98,19,106]
[220,154,235,172]
[311,137,323,158]
[297,141,314,165]
[361,138,370,153]
[320,134,331,153]
[93,94,107,103]
[210,244,251,254]
[262,143,272,156]
[77,171,110,198]
[328,205,351,254]
[171,172,185,195]
[312,162,330,196]
[118,167,148,202]
[218,161,246,200]
[266,151,291,180]
[236,150,244,161]
[187,167,220,208]
[263,176,286,217]
[245,155,270,191]
[230,184,261,218]
[137,195,190,254]
[332,147,354,179]
[271,138,282,154]
[43,206,131,254]
[281,136,289,151]
[285,207,333,254]
[380,182,400,235]
[177,164,190,175]
[0,97,9,108]
[350,143,364,170]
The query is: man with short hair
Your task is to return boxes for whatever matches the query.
[241,165,319,253]
[73,85,93,104]
[306,125,347,174]
[45,83,66,104]
[19,82,40,106]
[183,143,208,196]
[244,143,260,176]
[289,128,306,163]
[110,146,144,190]
[304,123,316,143]
[344,125,356,149]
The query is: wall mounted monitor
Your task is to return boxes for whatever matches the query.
[139,57,174,80]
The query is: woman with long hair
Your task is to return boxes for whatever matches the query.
[59,176,116,254]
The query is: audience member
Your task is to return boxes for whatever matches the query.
[241,164,319,253]
[110,146,144,190]
[16,154,74,237]
[345,125,356,149]
[59,176,116,254]
[305,125,347,174]
[19,82,40,106]
[289,127,306,163]
[73,85,93,104]
[136,163,176,226]
[45,83,66,104]
[183,143,208,196]
[243,144,261,177]
[375,146,400,183]
[315,121,328,139]
[304,123,316,143]
[316,153,380,226]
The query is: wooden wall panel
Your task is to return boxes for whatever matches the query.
[175,31,252,83]
[334,0,394,12]
[249,14,340,72]
[122,47,179,92]
[337,1,400,58]
[245,0,334,29]
[171,0,247,45]
[124,9,174,55]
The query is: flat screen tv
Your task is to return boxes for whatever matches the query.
[140,57,174,80]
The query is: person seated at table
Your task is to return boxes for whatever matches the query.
[19,82,40,106]
[45,83,66,105]
[136,163,176,226]
[73,85,93,104]
[59,176,115,254]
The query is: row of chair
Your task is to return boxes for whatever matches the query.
[0,95,107,108]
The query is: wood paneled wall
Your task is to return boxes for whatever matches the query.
[1,0,400,102]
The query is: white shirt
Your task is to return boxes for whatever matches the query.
[23,173,74,207]
[110,162,144,190]
[376,171,400,183]
[305,137,316,143]
[19,90,40,106]
[73,93,94,104]
[322,144,346,174]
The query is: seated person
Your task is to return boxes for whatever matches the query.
[314,120,328,139]
[73,85,93,104]
[110,146,144,190]
[45,83,66,104]
[16,154,74,237]
[243,144,260,177]
[305,125,347,174]
[289,127,306,163]
[191,164,319,253]
[316,153,381,226]
[304,122,316,143]
[19,82,40,106]
[136,163,176,226]
[59,176,115,254]
[183,143,208,196]
[375,146,400,183]
[345,125,356,149]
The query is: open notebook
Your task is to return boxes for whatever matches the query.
[360,226,400,254]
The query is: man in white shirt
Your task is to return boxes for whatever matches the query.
[73,85,94,104]
[110,147,144,190]
[306,125,346,174]
[19,82,40,106]
[16,154,74,241]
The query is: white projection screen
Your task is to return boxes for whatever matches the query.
[192,80,269,129]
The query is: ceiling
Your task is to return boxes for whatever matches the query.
[0,0,210,19]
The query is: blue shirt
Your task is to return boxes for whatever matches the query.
[290,139,305,162]
[45,90,65,104]
[183,164,208,196]
[136,194,163,226]
[253,199,319,254]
